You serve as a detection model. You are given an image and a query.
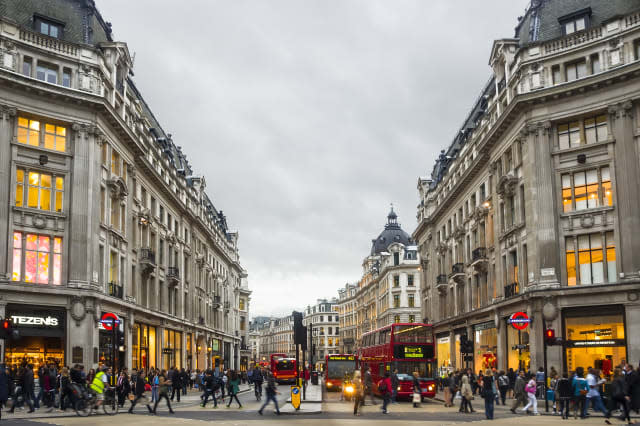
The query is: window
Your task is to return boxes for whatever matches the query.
[36,63,58,84]
[409,315,415,323]
[393,294,400,308]
[239,298,245,310]
[111,150,121,176]
[408,274,414,286]
[22,57,32,77]
[562,16,586,35]
[36,18,62,38]
[565,60,587,82]
[393,275,400,287]
[393,252,399,266]
[44,124,66,151]
[552,65,561,85]
[408,294,415,308]
[558,115,607,149]
[561,166,612,212]
[12,232,62,284]
[591,54,600,74]
[17,117,66,152]
[62,69,71,88]
[566,232,615,285]
[394,315,400,323]
[15,169,64,212]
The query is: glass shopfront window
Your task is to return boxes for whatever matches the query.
[98,314,125,371]
[474,322,497,374]
[162,329,183,370]
[454,332,463,370]
[132,323,156,371]
[564,307,626,377]
[437,335,451,374]
[186,333,193,370]
[506,320,530,372]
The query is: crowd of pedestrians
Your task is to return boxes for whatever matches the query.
[437,361,640,422]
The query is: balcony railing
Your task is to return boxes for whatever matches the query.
[436,274,448,285]
[472,247,487,262]
[451,263,464,274]
[504,282,519,298]
[108,282,123,299]
[167,267,180,286]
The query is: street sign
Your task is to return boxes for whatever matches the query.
[99,312,121,331]
[291,386,301,410]
[508,312,530,330]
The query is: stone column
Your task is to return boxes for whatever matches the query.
[0,106,16,280]
[525,122,560,288]
[625,303,640,366]
[609,102,640,279]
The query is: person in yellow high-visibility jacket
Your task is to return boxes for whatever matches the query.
[89,366,110,407]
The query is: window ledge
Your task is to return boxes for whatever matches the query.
[12,139,72,157]
[551,137,614,155]
[11,206,66,218]
[560,205,614,218]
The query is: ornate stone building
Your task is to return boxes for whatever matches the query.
[415,0,640,375]
[0,0,249,371]
[303,298,339,369]
[337,208,422,353]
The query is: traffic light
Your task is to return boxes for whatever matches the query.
[117,327,126,351]
[292,311,306,347]
[0,318,19,340]
[545,328,558,346]
[460,335,473,354]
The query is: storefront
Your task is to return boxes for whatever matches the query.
[474,321,497,373]
[563,305,627,377]
[4,305,66,370]
[505,313,531,372]
[132,322,157,371]
[453,329,465,370]
[186,333,193,370]
[436,333,451,374]
[98,312,125,371]
[211,338,221,369]
[162,329,183,370]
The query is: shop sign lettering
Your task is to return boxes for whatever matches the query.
[11,315,59,327]
[566,339,625,347]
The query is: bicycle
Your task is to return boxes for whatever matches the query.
[74,386,119,417]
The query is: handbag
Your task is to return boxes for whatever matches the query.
[412,392,421,403]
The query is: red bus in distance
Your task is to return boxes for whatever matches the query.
[324,354,358,391]
[270,353,297,384]
[358,323,436,401]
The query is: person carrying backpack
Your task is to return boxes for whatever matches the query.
[378,371,392,414]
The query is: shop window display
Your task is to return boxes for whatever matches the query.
[564,311,626,377]
[437,336,451,374]
[474,325,497,374]
[506,323,530,371]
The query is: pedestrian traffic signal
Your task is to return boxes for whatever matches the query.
[0,318,19,340]
[460,335,473,354]
[545,328,559,346]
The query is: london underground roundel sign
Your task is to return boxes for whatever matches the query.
[99,312,120,331]
[508,312,530,330]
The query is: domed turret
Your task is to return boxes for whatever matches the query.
[370,206,413,255]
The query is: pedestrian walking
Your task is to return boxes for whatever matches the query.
[586,367,611,422]
[201,370,218,408]
[128,369,153,414]
[510,370,527,413]
[521,374,539,415]
[378,371,392,414]
[0,364,9,420]
[391,369,399,404]
[497,371,509,405]
[507,368,516,399]
[625,364,640,414]
[412,372,421,408]
[555,372,572,419]
[572,366,589,419]
[152,370,174,414]
[613,367,633,424]
[226,370,242,408]
[482,369,496,420]
[116,369,130,407]
[363,367,377,406]
[258,370,280,415]
[460,375,474,413]
[353,370,364,416]
[535,367,545,399]
[444,372,453,407]
[170,367,181,402]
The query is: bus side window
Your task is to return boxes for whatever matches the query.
[378,363,385,377]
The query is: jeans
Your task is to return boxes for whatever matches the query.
[522,393,538,414]
[151,386,158,403]
[391,389,397,403]
[484,397,495,419]
[32,389,40,409]
[202,389,217,407]
[559,398,571,418]
[259,393,280,414]
[461,396,473,412]
[382,394,390,413]
[182,384,187,395]
[588,394,609,418]
[574,394,586,418]
[499,386,508,405]
[153,393,173,413]
[353,395,362,414]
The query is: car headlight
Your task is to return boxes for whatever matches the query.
[428,385,434,391]
[397,386,401,391]
[345,385,354,393]
[327,382,332,387]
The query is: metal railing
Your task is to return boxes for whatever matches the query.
[451,263,464,274]
[108,282,123,298]
[472,247,487,262]
[436,274,448,285]
[167,266,179,279]
[504,282,519,298]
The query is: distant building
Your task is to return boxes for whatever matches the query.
[303,298,339,369]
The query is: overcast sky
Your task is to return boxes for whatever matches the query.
[98,0,529,317]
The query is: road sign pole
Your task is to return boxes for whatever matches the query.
[543,317,549,413]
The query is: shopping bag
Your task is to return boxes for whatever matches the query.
[413,393,421,403]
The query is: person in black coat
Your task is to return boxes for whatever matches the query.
[625,364,640,414]
[10,366,34,413]
[128,369,152,414]
[0,364,9,420]
[170,367,181,402]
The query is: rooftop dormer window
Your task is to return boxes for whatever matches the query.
[559,8,591,36]
[34,15,64,39]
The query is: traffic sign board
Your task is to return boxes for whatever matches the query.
[291,386,301,410]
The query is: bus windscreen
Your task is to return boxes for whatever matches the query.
[394,360,434,379]
[276,360,294,370]
[327,359,357,379]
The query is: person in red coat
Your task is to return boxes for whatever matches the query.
[378,372,392,414]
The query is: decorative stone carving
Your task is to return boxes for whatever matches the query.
[106,176,128,200]
[473,205,489,222]
[452,226,465,241]
[497,173,518,199]
[608,101,634,121]
[580,214,594,228]
[33,214,46,229]
[70,296,86,322]
[435,242,448,257]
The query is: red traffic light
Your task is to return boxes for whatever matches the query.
[2,319,10,329]
[545,328,555,339]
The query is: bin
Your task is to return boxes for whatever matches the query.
[311,370,319,385]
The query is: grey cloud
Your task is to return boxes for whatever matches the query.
[98,0,529,316]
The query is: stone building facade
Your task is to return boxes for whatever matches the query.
[256,315,295,361]
[337,208,422,353]
[414,0,640,376]
[0,0,249,372]
[303,298,339,369]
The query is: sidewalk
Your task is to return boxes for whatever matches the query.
[281,383,323,414]
[2,384,253,420]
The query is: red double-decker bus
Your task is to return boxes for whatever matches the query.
[270,353,297,384]
[324,354,358,391]
[358,323,436,401]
